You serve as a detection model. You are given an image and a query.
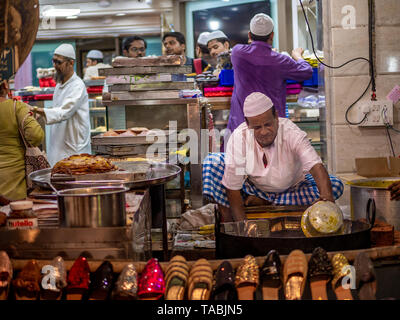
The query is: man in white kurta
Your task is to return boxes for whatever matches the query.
[83,50,111,80]
[30,44,91,166]
[202,92,344,222]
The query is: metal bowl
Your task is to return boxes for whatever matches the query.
[57,186,129,228]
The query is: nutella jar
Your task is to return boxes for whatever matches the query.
[7,200,38,230]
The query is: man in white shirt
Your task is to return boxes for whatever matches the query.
[29,44,91,166]
[203,92,343,222]
[83,49,111,80]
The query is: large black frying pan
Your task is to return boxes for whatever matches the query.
[215,200,376,258]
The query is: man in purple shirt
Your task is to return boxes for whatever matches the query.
[228,13,313,132]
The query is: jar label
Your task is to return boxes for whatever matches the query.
[7,218,38,230]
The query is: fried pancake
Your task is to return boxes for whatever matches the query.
[51,154,118,175]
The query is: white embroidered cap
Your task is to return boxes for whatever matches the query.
[87,50,103,59]
[207,30,228,44]
[243,92,274,117]
[197,32,211,46]
[250,13,274,36]
[54,44,76,60]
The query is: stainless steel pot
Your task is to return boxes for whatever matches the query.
[349,177,400,230]
[57,186,128,228]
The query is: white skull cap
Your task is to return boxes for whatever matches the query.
[250,13,274,36]
[243,92,274,118]
[54,44,76,60]
[87,50,103,59]
[197,32,211,46]
[207,30,228,44]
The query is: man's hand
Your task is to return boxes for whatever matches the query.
[28,106,45,118]
[292,48,304,61]
[389,181,400,201]
[226,189,246,222]
[309,163,335,204]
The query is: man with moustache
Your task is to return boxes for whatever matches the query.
[162,32,208,74]
[203,92,344,222]
[122,36,147,58]
[29,44,91,166]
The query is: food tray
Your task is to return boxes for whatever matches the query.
[91,130,177,146]
[28,161,181,190]
[92,144,168,156]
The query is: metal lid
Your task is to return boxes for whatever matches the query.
[10,200,33,211]
[305,201,344,235]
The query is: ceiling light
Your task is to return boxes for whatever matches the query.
[66,15,78,19]
[116,13,126,16]
[98,0,111,8]
[209,20,220,31]
[42,8,80,17]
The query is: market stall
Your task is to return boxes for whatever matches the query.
[2,0,400,304]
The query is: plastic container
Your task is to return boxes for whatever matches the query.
[204,86,233,97]
[286,88,302,95]
[303,68,318,87]
[312,67,319,86]
[8,200,38,230]
[9,200,35,219]
[286,84,302,89]
[219,69,234,86]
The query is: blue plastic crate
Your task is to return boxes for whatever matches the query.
[304,68,318,87]
[312,67,319,86]
[219,69,234,86]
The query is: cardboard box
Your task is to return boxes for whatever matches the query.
[355,157,400,177]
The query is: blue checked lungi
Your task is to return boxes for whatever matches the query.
[202,153,344,207]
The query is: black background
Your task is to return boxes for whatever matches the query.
[193,1,272,47]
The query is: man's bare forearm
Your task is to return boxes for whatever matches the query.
[309,163,334,202]
[226,189,246,221]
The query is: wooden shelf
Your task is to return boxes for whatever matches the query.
[102,98,198,106]
[206,96,231,110]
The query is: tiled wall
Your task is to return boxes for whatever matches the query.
[323,0,400,206]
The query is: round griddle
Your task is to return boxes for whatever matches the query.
[28,161,181,190]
